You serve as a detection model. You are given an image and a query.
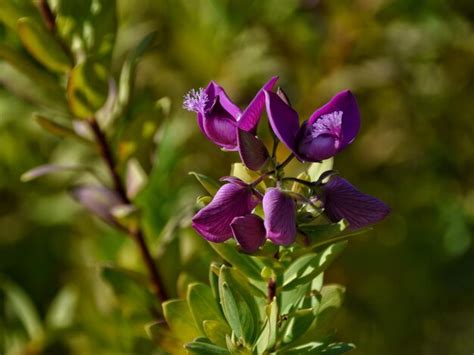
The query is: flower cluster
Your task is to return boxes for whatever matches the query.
[184,77,390,252]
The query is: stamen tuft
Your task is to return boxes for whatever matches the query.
[183,88,208,114]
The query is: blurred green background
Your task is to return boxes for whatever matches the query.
[1,0,474,354]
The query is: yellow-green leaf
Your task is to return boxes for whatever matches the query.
[17,17,71,73]
[67,60,108,118]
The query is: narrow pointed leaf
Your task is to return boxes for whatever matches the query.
[283,242,347,290]
[21,164,86,182]
[185,340,230,355]
[67,59,109,119]
[17,17,72,73]
[189,172,222,196]
[126,158,148,199]
[210,242,262,281]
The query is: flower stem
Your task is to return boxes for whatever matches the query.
[276,153,294,170]
[281,177,315,188]
[88,118,168,304]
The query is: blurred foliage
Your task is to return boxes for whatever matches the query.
[0,0,473,354]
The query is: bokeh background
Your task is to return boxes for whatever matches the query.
[1,0,474,354]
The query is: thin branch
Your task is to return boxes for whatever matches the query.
[88,117,168,303]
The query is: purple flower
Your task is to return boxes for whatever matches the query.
[231,214,266,252]
[264,89,360,161]
[321,176,390,229]
[192,180,260,242]
[184,77,278,150]
[263,188,297,245]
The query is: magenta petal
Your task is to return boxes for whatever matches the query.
[322,176,390,229]
[231,215,266,252]
[308,90,360,149]
[238,76,279,132]
[192,183,260,242]
[202,96,238,150]
[237,128,270,171]
[263,188,297,245]
[205,81,241,118]
[264,90,300,155]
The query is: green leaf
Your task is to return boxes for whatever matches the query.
[101,265,155,306]
[110,31,156,121]
[45,284,78,330]
[255,298,278,353]
[210,242,262,281]
[278,341,355,354]
[282,291,318,344]
[126,158,148,199]
[185,340,231,355]
[17,17,72,73]
[67,59,109,119]
[0,277,44,340]
[21,164,86,182]
[187,282,227,334]
[0,46,63,95]
[203,320,230,348]
[230,163,265,190]
[218,266,259,345]
[307,158,334,182]
[162,300,200,343]
[52,0,117,63]
[189,171,222,196]
[282,242,347,291]
[34,114,89,142]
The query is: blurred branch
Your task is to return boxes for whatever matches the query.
[88,117,169,304]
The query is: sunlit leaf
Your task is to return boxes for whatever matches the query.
[282,242,347,290]
[17,17,72,73]
[126,158,148,199]
[67,59,109,119]
[45,284,78,330]
[189,171,222,196]
[21,164,86,182]
[187,282,227,334]
[162,300,200,343]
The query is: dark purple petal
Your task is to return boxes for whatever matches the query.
[297,127,340,161]
[202,96,238,150]
[192,183,260,242]
[308,90,360,149]
[263,188,297,245]
[238,76,279,132]
[264,90,300,156]
[237,128,270,171]
[322,176,390,229]
[231,214,266,252]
